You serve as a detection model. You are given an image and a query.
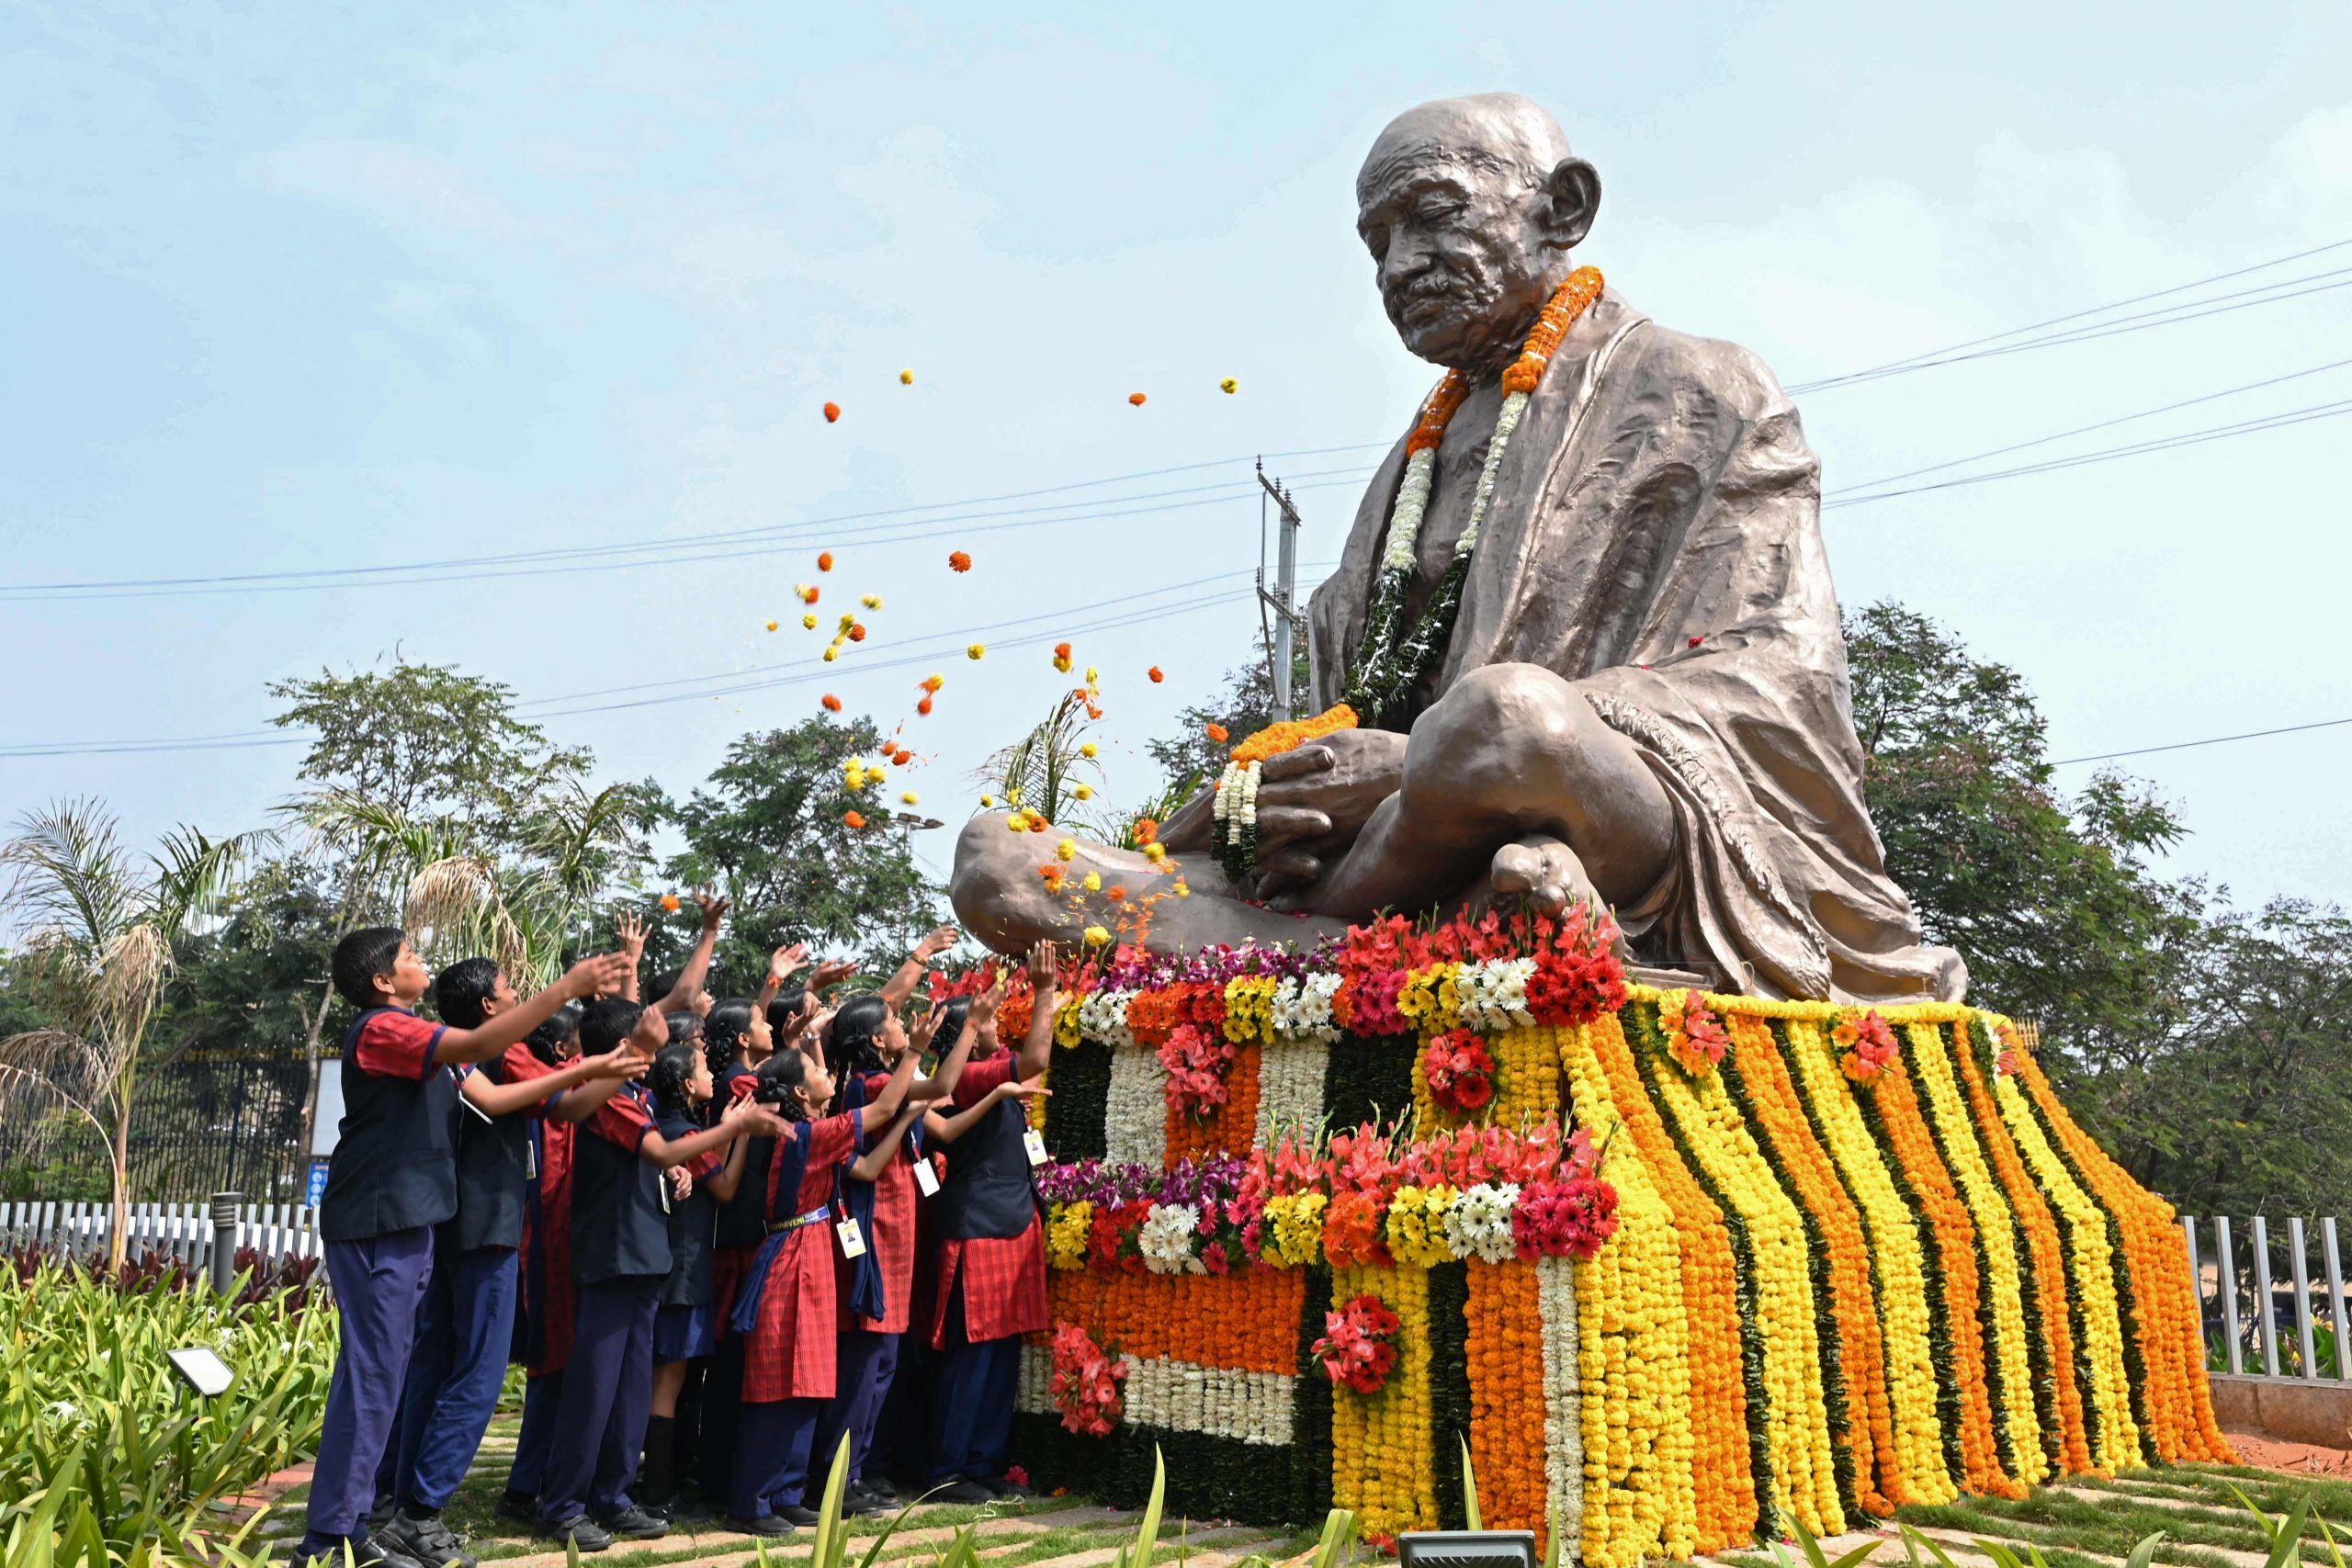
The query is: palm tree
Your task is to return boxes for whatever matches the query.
[0,799,261,1269]
[985,689,1110,833]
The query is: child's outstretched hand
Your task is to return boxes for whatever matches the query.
[910,1000,948,1056]
[970,975,1007,1023]
[991,1080,1052,1105]
[616,912,648,960]
[913,925,960,964]
[1026,939,1059,993]
[565,952,634,999]
[582,1048,644,1082]
[769,942,810,984]
[696,888,729,929]
[810,957,860,990]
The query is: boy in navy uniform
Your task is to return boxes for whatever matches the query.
[292,928,628,1568]
[377,949,648,1568]
[538,895,792,1552]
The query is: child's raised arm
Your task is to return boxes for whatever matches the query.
[879,926,958,1010]
[434,953,631,1066]
[906,976,1001,1103]
[647,891,728,1015]
[856,1017,926,1132]
[459,1046,642,1117]
[1015,939,1058,1083]
[847,1105,922,1183]
[924,1077,1050,1145]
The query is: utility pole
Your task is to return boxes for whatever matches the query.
[1256,459,1305,722]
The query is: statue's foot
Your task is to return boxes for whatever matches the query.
[947,812,1349,958]
[1489,834,1592,915]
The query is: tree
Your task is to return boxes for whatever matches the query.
[663,717,941,988]
[1843,600,2198,1067]
[0,800,258,1269]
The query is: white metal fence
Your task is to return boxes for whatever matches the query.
[1,1199,323,1269]
[2183,1213,2349,1382]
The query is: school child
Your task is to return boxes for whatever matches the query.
[722,1018,928,1535]
[292,929,628,1568]
[537,897,783,1551]
[918,942,1060,1505]
[639,1041,752,1517]
[377,956,643,1568]
[691,997,775,1506]
[810,983,991,1514]
[497,1003,585,1520]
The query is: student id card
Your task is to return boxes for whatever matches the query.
[836,1218,867,1259]
[912,1156,941,1197]
[1023,1128,1048,1167]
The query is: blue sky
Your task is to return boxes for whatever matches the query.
[4,2,2349,911]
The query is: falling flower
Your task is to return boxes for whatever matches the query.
[823,647,839,662]
[1006,812,1030,832]
[1219,377,1238,394]
[823,401,841,423]
[799,584,820,604]
[1079,742,1098,759]
[891,748,913,765]
[1106,886,1126,902]
[802,614,818,629]
[1082,871,1102,893]
[1084,924,1112,945]
[1085,665,1099,683]
[1057,838,1078,863]
[899,368,914,385]
[1687,635,1703,648]
[844,761,868,790]
[843,810,867,829]
[917,695,934,716]
[1148,666,1164,683]
[980,794,996,807]
[922,674,945,693]
[1127,392,1146,407]
[661,894,682,913]
[967,643,985,660]
[818,551,835,571]
[1052,640,1073,674]
[848,624,868,642]
[862,593,881,609]
[948,550,972,572]
[900,792,919,806]
[868,761,888,782]
[1142,841,1167,864]
[1205,723,1229,743]
[1040,864,1064,886]
[1074,784,1094,800]
[1133,818,1159,845]
[764,619,778,632]
[821,694,843,712]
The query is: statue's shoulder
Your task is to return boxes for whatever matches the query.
[1607,303,1795,422]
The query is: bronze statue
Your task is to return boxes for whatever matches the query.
[951,92,1963,1004]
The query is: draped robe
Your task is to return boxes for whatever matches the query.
[1308,287,1965,1004]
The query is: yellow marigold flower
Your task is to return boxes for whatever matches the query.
[843,762,866,790]
[764,619,777,632]
[801,614,818,629]
[868,762,888,782]
[1174,881,1190,897]
[1219,377,1238,394]
[1082,871,1102,893]
[1082,924,1111,946]
[822,646,838,662]
[1056,838,1077,863]
[980,793,995,807]
[1073,784,1093,800]
[1079,742,1097,758]
[1143,842,1167,864]
[967,643,985,660]
[1005,811,1029,831]
[862,594,881,609]
[1007,788,1023,806]
[900,791,919,805]
[899,368,914,385]
[1085,665,1098,682]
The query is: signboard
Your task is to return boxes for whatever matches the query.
[306,1159,331,1210]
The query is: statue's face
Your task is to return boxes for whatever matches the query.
[1357,150,1557,370]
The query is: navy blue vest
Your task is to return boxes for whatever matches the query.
[655,1107,719,1306]
[569,1083,673,1285]
[711,1062,773,1249]
[318,1009,459,1243]
[934,1060,1039,1242]
[450,1053,538,1253]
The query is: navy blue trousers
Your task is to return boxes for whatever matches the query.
[390,1235,519,1510]
[731,1397,821,1521]
[538,1277,659,1524]
[926,1275,1019,1483]
[300,1227,436,1553]
[696,1335,745,1498]
[507,1371,561,1496]
[810,1329,898,1484]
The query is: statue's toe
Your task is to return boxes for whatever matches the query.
[1490,834,1589,916]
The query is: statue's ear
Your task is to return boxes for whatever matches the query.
[1541,156,1601,251]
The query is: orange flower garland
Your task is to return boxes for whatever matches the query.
[1581,1011,1756,1551]
[1500,265,1606,394]
[1228,703,1360,766]
[1465,1259,1552,1538]
[1046,1265,1304,1375]
[1723,1016,1902,1517]
[1166,1041,1261,1164]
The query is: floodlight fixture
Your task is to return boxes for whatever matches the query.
[1396,1531,1540,1568]
[165,1346,234,1398]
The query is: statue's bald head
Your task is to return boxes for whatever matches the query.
[1355,94,1600,372]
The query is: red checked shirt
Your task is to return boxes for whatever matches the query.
[926,1055,1047,1348]
[741,1111,858,1402]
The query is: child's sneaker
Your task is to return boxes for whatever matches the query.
[380,1510,476,1568]
[535,1516,611,1553]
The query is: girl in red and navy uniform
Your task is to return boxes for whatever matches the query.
[809,985,991,1513]
[693,998,775,1506]
[500,1003,584,1520]
[723,1023,923,1534]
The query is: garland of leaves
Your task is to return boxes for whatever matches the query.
[1043,1035,1113,1162]
[1428,1259,1476,1531]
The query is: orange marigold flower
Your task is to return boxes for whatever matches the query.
[1127,392,1146,406]
[820,694,842,712]
[1204,723,1229,743]
[817,551,834,571]
[1106,886,1126,902]
[822,401,841,423]
[890,748,912,765]
[1133,818,1159,846]
[922,674,944,693]
[917,696,934,716]
[842,810,867,829]
[848,623,867,642]
[1027,815,1047,833]
[1039,863,1064,885]
[948,550,972,572]
[660,894,681,913]
[1148,665,1164,682]
[1054,641,1072,660]
[800,584,820,604]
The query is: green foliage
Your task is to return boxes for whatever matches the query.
[149,859,341,1061]
[989,691,1110,835]
[662,716,941,982]
[0,1259,334,1567]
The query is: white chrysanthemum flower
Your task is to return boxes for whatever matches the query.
[1443,1181,1521,1264]
[1138,1202,1204,1275]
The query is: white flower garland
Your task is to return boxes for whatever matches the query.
[1120,1356,1297,1447]
[1379,446,1440,570]
[1253,1039,1329,1150]
[1537,1254,1586,1556]
[1443,1180,1522,1264]
[1209,760,1263,846]
[1138,1201,1205,1274]
[1103,1039,1170,1168]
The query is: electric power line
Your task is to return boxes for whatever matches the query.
[2050,715,2352,767]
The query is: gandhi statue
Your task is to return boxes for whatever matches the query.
[950,92,1964,1004]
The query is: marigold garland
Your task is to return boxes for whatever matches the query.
[1329,1263,1440,1540]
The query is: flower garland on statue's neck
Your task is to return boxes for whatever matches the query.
[1342,265,1606,731]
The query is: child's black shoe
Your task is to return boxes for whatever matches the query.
[535,1516,611,1553]
[380,1510,477,1568]
[492,1491,536,1525]
[726,1514,795,1538]
[594,1506,668,1540]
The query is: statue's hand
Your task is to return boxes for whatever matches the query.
[1252,730,1408,853]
